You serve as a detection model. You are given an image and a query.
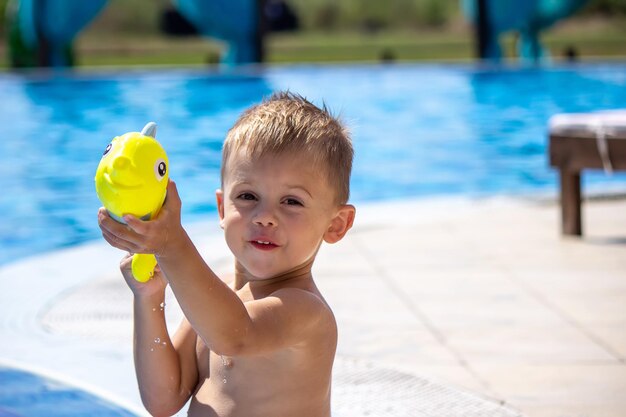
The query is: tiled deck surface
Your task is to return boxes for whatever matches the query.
[320,196,626,417]
[1,195,625,417]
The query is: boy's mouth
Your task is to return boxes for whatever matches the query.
[249,240,279,250]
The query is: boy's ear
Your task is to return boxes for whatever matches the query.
[216,189,225,228]
[323,204,356,244]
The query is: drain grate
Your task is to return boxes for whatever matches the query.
[333,358,523,417]
[40,276,182,342]
[42,278,524,417]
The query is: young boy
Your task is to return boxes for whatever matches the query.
[98,92,356,417]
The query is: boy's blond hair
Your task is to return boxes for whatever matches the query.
[221,91,353,205]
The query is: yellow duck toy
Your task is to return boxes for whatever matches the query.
[95,122,169,282]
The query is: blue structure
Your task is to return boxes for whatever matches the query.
[6,0,263,68]
[7,0,107,67]
[461,0,589,62]
[6,0,588,67]
[176,0,263,65]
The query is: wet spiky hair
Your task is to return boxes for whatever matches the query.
[221,91,353,204]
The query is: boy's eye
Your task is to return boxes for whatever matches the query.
[284,198,303,206]
[237,193,256,201]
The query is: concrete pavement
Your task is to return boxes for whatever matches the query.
[1,195,625,417]
[315,195,626,417]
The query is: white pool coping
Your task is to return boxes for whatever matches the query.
[0,196,488,413]
[0,194,568,416]
[0,217,230,415]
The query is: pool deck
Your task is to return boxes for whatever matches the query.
[1,194,625,417]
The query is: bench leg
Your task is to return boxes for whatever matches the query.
[559,170,582,236]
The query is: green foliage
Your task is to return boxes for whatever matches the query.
[0,0,9,33]
[0,0,623,69]
[288,0,459,31]
[581,0,626,15]
[420,0,449,27]
[5,0,622,38]
[1,0,624,39]
[87,0,169,34]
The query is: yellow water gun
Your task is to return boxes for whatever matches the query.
[95,122,169,282]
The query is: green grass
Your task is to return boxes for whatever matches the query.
[73,34,223,67]
[0,16,624,69]
[543,32,626,58]
[265,30,473,63]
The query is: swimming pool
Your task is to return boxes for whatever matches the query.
[0,365,138,417]
[1,63,625,266]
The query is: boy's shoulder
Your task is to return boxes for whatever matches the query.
[270,286,329,309]
[232,282,336,354]
[271,286,334,327]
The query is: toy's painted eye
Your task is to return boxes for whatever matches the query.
[154,158,167,181]
[102,143,112,156]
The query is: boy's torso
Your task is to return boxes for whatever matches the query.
[187,281,337,417]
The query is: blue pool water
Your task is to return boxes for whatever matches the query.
[0,366,137,417]
[1,63,625,266]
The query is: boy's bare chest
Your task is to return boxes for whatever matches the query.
[195,337,295,380]
[190,343,331,417]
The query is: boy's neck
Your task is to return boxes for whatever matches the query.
[234,258,315,291]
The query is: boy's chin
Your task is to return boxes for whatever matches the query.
[246,268,284,281]
[236,262,279,281]
[236,257,315,282]
[240,263,305,282]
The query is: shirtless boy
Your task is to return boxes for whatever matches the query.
[98,92,356,417]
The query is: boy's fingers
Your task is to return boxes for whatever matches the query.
[100,215,146,247]
[164,180,182,210]
[119,254,134,271]
[97,208,111,226]
[99,217,125,239]
[101,227,134,248]
[101,229,137,252]
[123,214,149,234]
[168,179,178,196]
[99,212,140,240]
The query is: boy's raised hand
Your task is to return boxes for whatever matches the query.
[119,252,168,295]
[98,180,184,258]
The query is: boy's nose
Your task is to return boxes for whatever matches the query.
[253,206,277,227]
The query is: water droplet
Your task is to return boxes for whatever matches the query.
[159,302,166,311]
[223,378,227,384]
[150,348,154,352]
[220,355,233,368]
[154,337,161,344]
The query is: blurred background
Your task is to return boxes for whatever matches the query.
[0,0,624,68]
[1,0,625,265]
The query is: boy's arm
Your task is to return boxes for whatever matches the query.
[99,182,332,357]
[157,232,333,356]
[133,292,198,415]
[113,255,198,416]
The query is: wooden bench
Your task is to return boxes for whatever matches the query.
[549,110,626,236]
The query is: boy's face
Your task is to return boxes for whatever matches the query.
[217,150,350,280]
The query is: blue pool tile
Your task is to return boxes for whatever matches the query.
[0,367,138,417]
